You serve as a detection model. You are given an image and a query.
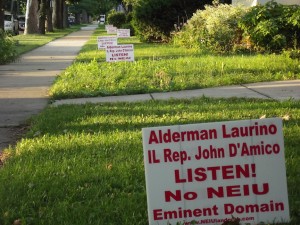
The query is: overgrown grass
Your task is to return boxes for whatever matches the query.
[49,27,300,100]
[0,97,299,225]
[12,25,83,56]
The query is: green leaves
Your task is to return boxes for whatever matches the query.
[0,30,17,64]
[238,1,300,51]
[132,0,208,42]
[173,3,248,53]
[107,11,126,28]
[176,1,300,53]
[287,7,300,28]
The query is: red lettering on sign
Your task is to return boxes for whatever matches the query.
[207,183,269,198]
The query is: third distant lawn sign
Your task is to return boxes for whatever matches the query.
[106,44,134,62]
[105,24,113,30]
[142,118,290,225]
[117,29,130,38]
[106,26,117,34]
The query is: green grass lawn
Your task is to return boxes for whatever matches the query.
[0,98,299,225]
[0,25,299,225]
[13,25,83,56]
[49,26,300,100]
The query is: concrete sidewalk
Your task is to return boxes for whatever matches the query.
[52,80,300,106]
[0,24,98,151]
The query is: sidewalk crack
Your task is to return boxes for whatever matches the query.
[149,93,155,100]
[240,84,276,101]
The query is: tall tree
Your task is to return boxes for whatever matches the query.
[52,0,63,28]
[98,0,119,14]
[46,0,53,31]
[24,0,39,34]
[79,0,102,19]
[62,1,68,28]
[0,0,4,30]
[122,0,137,11]
[38,0,47,34]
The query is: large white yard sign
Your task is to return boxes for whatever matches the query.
[106,44,134,62]
[142,118,290,225]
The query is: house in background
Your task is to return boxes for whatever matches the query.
[232,0,300,6]
[116,4,126,12]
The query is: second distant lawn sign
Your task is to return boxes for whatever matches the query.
[97,36,117,50]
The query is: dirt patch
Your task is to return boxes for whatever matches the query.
[0,125,29,166]
[0,125,29,152]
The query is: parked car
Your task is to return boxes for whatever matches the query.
[18,15,25,31]
[68,16,75,25]
[4,11,19,35]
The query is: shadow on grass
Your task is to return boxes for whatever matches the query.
[0,97,299,225]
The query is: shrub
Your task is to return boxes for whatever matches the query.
[132,0,175,42]
[132,0,210,42]
[283,49,300,61]
[172,3,248,53]
[107,11,126,28]
[106,11,135,35]
[121,23,135,36]
[238,1,300,52]
[121,12,135,36]
[0,30,17,64]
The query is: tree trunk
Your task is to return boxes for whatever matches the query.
[75,13,80,25]
[46,0,53,32]
[52,0,63,29]
[38,0,47,34]
[25,0,39,34]
[63,1,68,28]
[81,9,88,24]
[0,0,4,30]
